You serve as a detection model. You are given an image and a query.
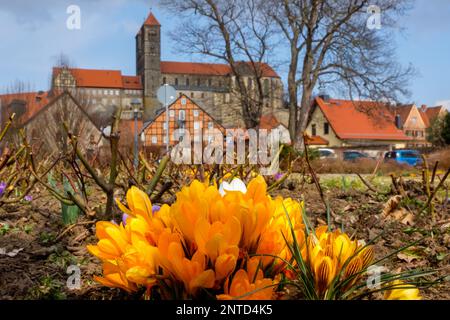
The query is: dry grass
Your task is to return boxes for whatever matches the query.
[427,147,450,170]
[311,158,412,175]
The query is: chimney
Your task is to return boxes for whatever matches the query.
[395,114,402,129]
[318,93,330,102]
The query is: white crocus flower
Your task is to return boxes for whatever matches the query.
[219,178,247,196]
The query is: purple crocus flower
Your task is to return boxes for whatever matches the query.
[24,195,32,202]
[0,182,6,196]
[122,213,129,226]
[121,205,161,227]
[274,173,284,181]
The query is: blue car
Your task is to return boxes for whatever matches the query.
[384,150,423,166]
[343,150,369,162]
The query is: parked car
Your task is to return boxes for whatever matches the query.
[384,150,423,166]
[343,150,369,162]
[318,148,338,159]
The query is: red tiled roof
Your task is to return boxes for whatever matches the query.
[315,98,410,141]
[53,68,142,90]
[160,61,280,78]
[143,13,160,27]
[0,91,50,125]
[259,114,280,130]
[393,105,414,127]
[122,76,142,90]
[426,106,445,123]
[305,135,329,145]
[419,109,430,127]
[53,68,123,88]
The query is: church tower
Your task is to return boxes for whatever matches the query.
[136,12,161,120]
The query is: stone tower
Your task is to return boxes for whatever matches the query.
[136,12,161,120]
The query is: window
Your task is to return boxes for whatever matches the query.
[311,124,317,136]
[193,110,199,117]
[162,77,167,84]
[201,93,205,99]
[194,122,200,130]
[225,94,230,103]
[179,109,186,120]
[197,79,201,86]
[115,90,120,96]
[163,136,168,144]
[92,99,97,104]
[264,79,270,96]
[208,122,214,130]
[169,110,175,118]
[248,78,253,89]
[175,78,178,86]
[191,92,194,98]
[324,123,329,135]
[181,98,187,105]
[208,79,212,87]
[152,136,157,144]
[411,116,417,125]
[163,122,168,130]
[186,78,190,86]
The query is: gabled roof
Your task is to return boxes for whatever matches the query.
[141,94,225,133]
[426,106,445,123]
[160,61,280,78]
[0,91,50,125]
[393,104,414,127]
[52,68,142,89]
[314,97,410,141]
[143,12,161,27]
[22,91,101,129]
[419,109,430,127]
[259,114,280,130]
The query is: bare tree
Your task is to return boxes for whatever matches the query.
[268,0,415,147]
[160,0,276,128]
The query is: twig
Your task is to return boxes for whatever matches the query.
[302,134,334,217]
[421,167,450,215]
[55,221,96,241]
[356,173,386,194]
[147,155,170,196]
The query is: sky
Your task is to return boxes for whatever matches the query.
[0,0,449,109]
